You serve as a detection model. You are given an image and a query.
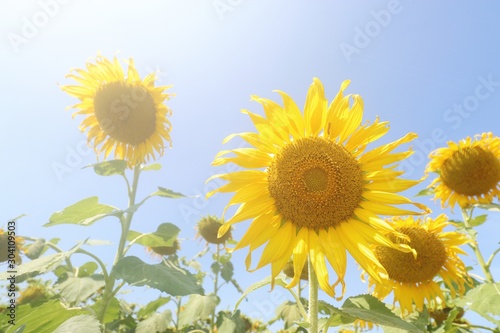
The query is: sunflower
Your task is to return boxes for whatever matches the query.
[0,228,24,264]
[368,214,470,315]
[197,215,232,244]
[60,54,173,167]
[147,239,180,257]
[426,132,500,209]
[207,78,429,298]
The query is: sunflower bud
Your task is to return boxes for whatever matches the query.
[283,260,308,281]
[197,216,231,244]
[149,240,180,256]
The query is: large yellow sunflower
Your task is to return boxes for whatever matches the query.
[368,214,470,315]
[207,78,429,298]
[60,54,173,167]
[426,132,500,209]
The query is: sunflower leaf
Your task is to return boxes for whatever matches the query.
[11,326,25,333]
[152,187,186,198]
[216,310,248,333]
[415,188,435,197]
[475,203,500,212]
[469,214,488,227]
[91,297,122,324]
[319,301,355,327]
[56,275,105,305]
[53,314,101,333]
[341,294,423,333]
[141,163,162,171]
[127,223,180,247]
[137,297,171,320]
[220,261,234,283]
[112,256,204,296]
[136,311,172,333]
[6,300,87,333]
[272,301,304,329]
[178,294,219,327]
[0,239,86,282]
[45,197,119,227]
[85,159,127,176]
[456,282,500,326]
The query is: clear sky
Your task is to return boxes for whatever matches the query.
[2,0,500,330]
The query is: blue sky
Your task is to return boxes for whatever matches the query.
[2,0,500,329]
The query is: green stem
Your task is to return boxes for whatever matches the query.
[461,208,495,283]
[76,249,109,281]
[211,243,221,332]
[486,247,500,270]
[114,166,141,265]
[175,296,182,332]
[98,165,142,326]
[308,258,319,333]
[453,322,497,332]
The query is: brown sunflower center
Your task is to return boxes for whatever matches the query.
[376,227,447,284]
[267,137,364,229]
[93,81,157,145]
[441,146,500,196]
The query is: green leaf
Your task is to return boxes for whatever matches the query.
[341,295,423,333]
[137,297,171,320]
[86,159,127,176]
[53,314,101,333]
[56,275,105,305]
[469,214,488,227]
[136,311,172,333]
[383,307,430,333]
[217,310,247,333]
[457,283,500,325]
[6,300,87,333]
[152,187,186,199]
[112,256,204,296]
[178,294,219,327]
[0,240,85,282]
[90,297,121,324]
[127,223,180,247]
[319,301,355,327]
[77,262,98,277]
[46,197,119,227]
[475,203,500,212]
[273,301,303,328]
[221,261,234,283]
[416,188,435,197]
[12,326,26,333]
[141,163,162,171]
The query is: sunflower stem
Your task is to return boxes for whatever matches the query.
[211,243,221,332]
[98,165,142,327]
[461,208,495,283]
[308,258,319,333]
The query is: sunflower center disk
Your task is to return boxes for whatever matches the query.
[267,137,364,229]
[441,146,500,196]
[93,81,157,145]
[376,227,447,284]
